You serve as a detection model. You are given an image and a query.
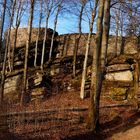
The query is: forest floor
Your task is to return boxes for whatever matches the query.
[0,89,140,140]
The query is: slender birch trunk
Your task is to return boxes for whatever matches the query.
[114,12,119,57]
[11,0,25,71]
[20,0,34,105]
[73,1,86,77]
[34,0,43,67]
[49,1,62,61]
[7,0,16,72]
[0,0,6,60]
[0,0,7,105]
[80,0,98,99]
[41,0,53,69]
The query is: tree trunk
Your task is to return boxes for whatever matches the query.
[40,16,49,69]
[73,35,80,77]
[11,0,24,71]
[114,13,119,57]
[73,1,86,77]
[0,0,7,105]
[80,0,98,99]
[49,2,62,61]
[88,0,105,132]
[41,1,53,69]
[7,0,16,72]
[120,11,125,55]
[101,0,111,69]
[34,0,43,67]
[20,0,34,105]
[0,0,6,60]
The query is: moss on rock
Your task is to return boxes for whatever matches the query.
[109,87,128,101]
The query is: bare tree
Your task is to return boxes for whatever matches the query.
[87,0,105,132]
[101,0,111,69]
[20,0,35,105]
[80,0,99,99]
[41,0,54,69]
[73,0,87,77]
[34,0,43,67]
[49,0,63,61]
[0,0,6,60]
[114,11,119,56]
[7,0,16,72]
[11,0,26,71]
[0,0,7,105]
[119,7,125,54]
[87,0,111,132]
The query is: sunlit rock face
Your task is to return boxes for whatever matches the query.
[104,54,139,101]
[56,34,138,56]
[106,64,132,73]
[4,74,23,102]
[3,70,52,102]
[105,63,133,82]
[5,28,59,67]
[105,70,133,82]
[109,87,128,101]
[9,28,58,48]
[105,55,135,82]
[124,41,138,54]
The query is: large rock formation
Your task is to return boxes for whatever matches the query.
[56,34,139,56]
[105,70,133,82]
[4,74,23,102]
[105,63,133,82]
[10,28,58,68]
[104,54,138,101]
[10,28,58,48]
[1,28,59,102]
[1,28,140,103]
[4,69,52,102]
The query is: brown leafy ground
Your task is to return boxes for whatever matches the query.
[0,90,140,140]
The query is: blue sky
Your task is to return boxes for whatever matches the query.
[17,0,94,35]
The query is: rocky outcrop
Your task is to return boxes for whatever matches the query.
[28,71,52,99]
[109,87,128,101]
[9,28,58,68]
[4,74,22,102]
[104,54,139,101]
[2,28,140,103]
[10,28,58,48]
[105,63,133,82]
[105,70,133,82]
[56,34,139,56]
[124,37,138,54]
[3,69,52,102]
[106,64,132,72]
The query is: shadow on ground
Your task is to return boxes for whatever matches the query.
[63,110,140,140]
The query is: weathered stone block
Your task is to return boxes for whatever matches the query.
[107,64,131,72]
[4,74,22,94]
[4,74,23,102]
[31,87,46,96]
[109,87,128,101]
[105,70,133,82]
